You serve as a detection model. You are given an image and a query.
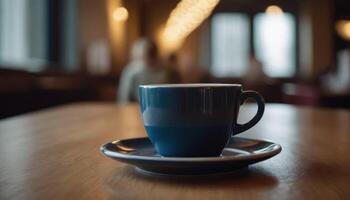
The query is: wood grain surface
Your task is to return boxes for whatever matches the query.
[0,103,349,200]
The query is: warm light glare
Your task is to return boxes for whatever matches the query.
[265,5,283,14]
[113,7,128,22]
[343,23,350,36]
[107,0,128,67]
[336,20,350,41]
[160,0,220,53]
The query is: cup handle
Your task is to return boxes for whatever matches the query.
[234,90,265,135]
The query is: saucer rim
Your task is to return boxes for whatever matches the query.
[139,83,242,88]
[100,137,282,162]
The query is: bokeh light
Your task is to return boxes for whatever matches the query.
[113,7,128,22]
[265,5,283,15]
[336,20,350,41]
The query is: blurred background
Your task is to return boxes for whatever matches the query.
[1,0,350,118]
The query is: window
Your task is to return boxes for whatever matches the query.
[254,13,296,77]
[210,12,296,78]
[0,0,29,65]
[211,13,250,77]
[0,0,78,71]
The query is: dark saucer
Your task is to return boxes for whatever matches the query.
[100,137,281,175]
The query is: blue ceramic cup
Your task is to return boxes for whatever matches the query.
[139,84,265,157]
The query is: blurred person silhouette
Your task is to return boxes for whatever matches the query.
[320,49,350,93]
[244,51,270,83]
[117,38,167,103]
[164,53,182,83]
[178,53,211,83]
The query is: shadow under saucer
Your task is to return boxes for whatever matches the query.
[103,165,279,200]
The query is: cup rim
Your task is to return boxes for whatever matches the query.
[139,83,242,88]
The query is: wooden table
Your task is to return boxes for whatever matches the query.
[0,103,349,199]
